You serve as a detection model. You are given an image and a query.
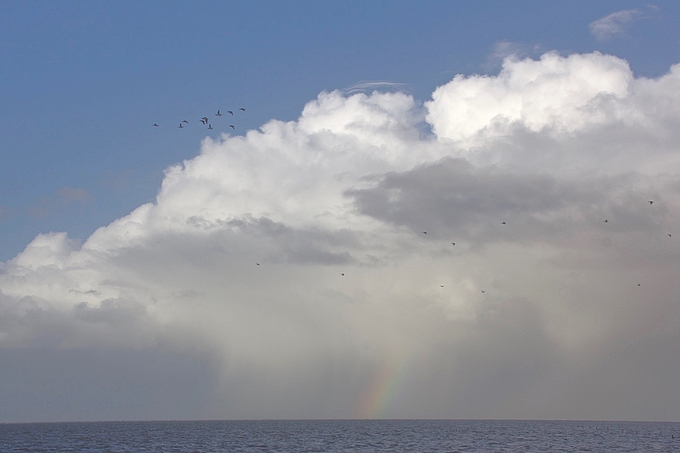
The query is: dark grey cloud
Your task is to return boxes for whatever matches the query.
[348,158,673,246]
[0,291,154,349]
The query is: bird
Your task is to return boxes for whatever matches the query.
[648,200,654,205]
[208,124,213,130]
[422,231,427,235]
[501,221,506,225]
[227,110,234,115]
[178,123,184,128]
[440,285,444,288]
[182,120,189,124]
[216,110,222,117]
[452,242,455,246]
[669,234,672,238]
[604,219,608,223]
[481,290,486,294]
[239,107,246,111]
[256,263,260,266]
[229,125,235,129]
[638,283,641,286]
[200,118,207,125]
[152,123,159,127]
[341,273,345,276]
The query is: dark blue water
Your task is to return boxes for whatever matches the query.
[1,419,678,452]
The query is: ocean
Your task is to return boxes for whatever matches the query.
[1,419,678,452]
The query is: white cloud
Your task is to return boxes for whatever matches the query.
[484,40,540,70]
[426,51,634,147]
[589,7,659,41]
[342,81,410,96]
[3,51,680,420]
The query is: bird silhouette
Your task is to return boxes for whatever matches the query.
[452,242,455,246]
[182,120,189,124]
[153,123,159,127]
[178,123,183,128]
[341,273,345,276]
[604,219,608,223]
[669,234,672,238]
[440,285,444,288]
[239,108,246,111]
[200,118,207,125]
[501,221,506,225]
[229,125,235,129]
[208,124,213,130]
[227,110,234,115]
[256,263,260,266]
[648,200,654,205]
[216,110,222,116]
[481,290,486,294]
[422,231,427,235]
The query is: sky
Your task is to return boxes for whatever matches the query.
[2,1,680,422]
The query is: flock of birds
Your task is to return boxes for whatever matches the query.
[332,199,669,294]
[152,108,246,130]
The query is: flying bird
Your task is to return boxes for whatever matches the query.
[638,283,641,286]
[208,124,213,130]
[341,273,345,276]
[229,125,235,129]
[200,118,207,125]
[216,110,222,116]
[669,234,672,238]
[239,108,246,111]
[178,123,184,128]
[501,221,506,225]
[440,285,444,288]
[481,290,486,294]
[227,110,234,115]
[182,120,189,124]
[604,219,608,223]
[422,231,427,235]
[452,242,455,246]
[648,200,654,205]
[152,123,159,127]
[256,263,260,266]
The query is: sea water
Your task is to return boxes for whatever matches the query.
[1,419,678,452]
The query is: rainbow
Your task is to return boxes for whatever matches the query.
[354,352,415,419]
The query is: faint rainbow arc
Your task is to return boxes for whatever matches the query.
[354,349,416,419]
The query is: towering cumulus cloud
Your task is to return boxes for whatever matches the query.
[3,51,680,421]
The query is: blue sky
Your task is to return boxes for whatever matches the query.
[3,1,680,422]
[3,0,679,261]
